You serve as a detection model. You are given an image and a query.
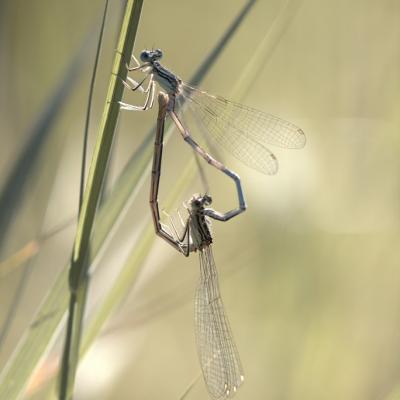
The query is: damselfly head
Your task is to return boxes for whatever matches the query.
[190,194,212,209]
[140,49,163,63]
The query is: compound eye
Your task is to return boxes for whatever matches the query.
[140,50,150,62]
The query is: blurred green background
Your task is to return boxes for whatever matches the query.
[0,0,399,399]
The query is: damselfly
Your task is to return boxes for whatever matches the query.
[149,94,245,399]
[173,193,244,400]
[120,48,306,177]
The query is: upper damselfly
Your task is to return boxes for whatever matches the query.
[120,48,306,176]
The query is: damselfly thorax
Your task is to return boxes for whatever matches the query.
[152,61,182,95]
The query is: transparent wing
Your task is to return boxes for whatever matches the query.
[195,246,244,399]
[179,83,306,175]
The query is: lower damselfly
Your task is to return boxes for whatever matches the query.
[120,48,306,177]
[149,93,245,399]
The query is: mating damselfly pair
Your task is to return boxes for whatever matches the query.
[120,49,305,399]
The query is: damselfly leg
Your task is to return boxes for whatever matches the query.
[119,76,155,111]
[126,54,141,71]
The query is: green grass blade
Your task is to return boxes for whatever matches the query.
[70,0,143,287]
[59,1,144,399]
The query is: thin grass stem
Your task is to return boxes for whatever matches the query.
[58,1,144,399]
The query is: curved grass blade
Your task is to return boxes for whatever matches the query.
[78,0,110,213]
[231,0,304,100]
[0,18,96,250]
